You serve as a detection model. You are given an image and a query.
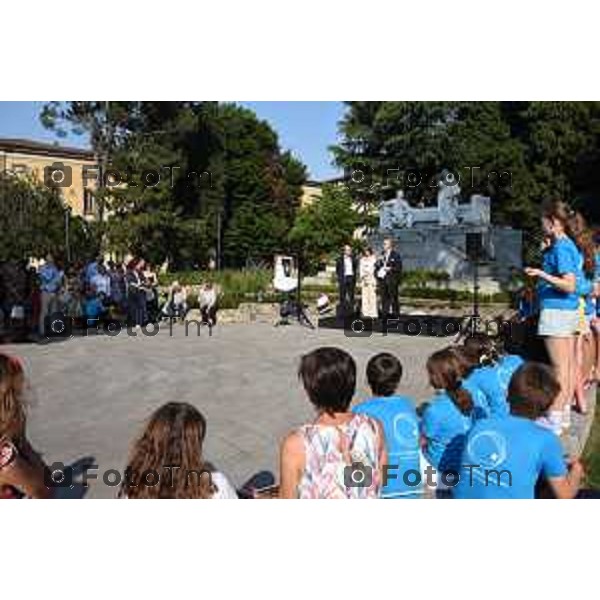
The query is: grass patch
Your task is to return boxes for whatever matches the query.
[582,393,600,489]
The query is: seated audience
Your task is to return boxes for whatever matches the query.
[119,402,237,499]
[0,354,52,499]
[455,362,584,499]
[199,281,219,326]
[421,347,487,482]
[462,333,524,418]
[162,281,188,320]
[83,289,107,328]
[279,347,386,499]
[353,352,422,498]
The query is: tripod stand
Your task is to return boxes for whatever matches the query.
[273,254,315,329]
[465,231,483,336]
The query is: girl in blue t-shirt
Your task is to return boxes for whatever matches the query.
[568,212,596,415]
[524,199,583,434]
[462,333,524,418]
[592,235,600,383]
[421,347,486,487]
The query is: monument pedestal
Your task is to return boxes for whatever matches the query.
[374,187,522,284]
[370,224,522,283]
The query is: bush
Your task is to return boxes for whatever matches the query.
[159,269,272,295]
[402,269,451,288]
[400,287,510,304]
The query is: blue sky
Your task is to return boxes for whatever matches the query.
[0,101,344,180]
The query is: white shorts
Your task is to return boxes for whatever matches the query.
[538,308,579,337]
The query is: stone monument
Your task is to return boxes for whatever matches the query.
[373,172,521,285]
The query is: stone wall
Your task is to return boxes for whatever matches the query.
[185,303,280,325]
[370,225,522,282]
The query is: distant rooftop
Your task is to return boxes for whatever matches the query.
[0,137,95,161]
[306,175,345,186]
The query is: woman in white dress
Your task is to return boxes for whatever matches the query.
[359,247,378,318]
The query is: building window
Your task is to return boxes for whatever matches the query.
[83,189,95,215]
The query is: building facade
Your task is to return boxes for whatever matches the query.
[0,138,97,218]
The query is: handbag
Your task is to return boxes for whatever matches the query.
[10,305,24,320]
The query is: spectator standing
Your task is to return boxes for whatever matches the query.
[38,254,63,335]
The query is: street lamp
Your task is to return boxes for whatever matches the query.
[64,205,72,265]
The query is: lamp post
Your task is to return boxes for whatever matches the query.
[64,206,72,265]
[216,209,222,270]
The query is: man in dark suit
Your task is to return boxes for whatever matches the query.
[336,244,359,317]
[376,237,402,317]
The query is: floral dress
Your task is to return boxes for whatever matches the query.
[296,413,382,499]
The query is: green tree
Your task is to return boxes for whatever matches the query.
[287,184,360,274]
[332,101,600,230]
[40,101,139,227]
[217,103,307,267]
[41,102,307,269]
[0,172,92,263]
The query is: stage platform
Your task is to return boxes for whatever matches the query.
[319,314,491,339]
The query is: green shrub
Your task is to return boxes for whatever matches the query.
[159,269,272,295]
[400,287,510,304]
[402,269,451,288]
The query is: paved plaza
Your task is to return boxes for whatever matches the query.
[4,322,448,498]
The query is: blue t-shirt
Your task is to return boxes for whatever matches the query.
[39,264,63,293]
[538,236,581,311]
[575,247,595,316]
[84,297,104,320]
[454,415,567,499]
[594,251,600,317]
[353,396,421,498]
[467,355,525,418]
[421,393,478,474]
[462,372,493,418]
[583,279,595,316]
[85,261,99,283]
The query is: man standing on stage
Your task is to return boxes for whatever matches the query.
[336,244,358,317]
[376,237,402,317]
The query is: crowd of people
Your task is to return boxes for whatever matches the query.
[0,255,222,338]
[0,254,161,336]
[0,331,589,499]
[0,198,598,499]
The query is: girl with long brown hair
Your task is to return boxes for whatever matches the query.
[421,347,487,480]
[525,199,583,434]
[119,402,237,499]
[0,353,52,499]
[569,211,596,413]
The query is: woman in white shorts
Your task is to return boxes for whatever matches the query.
[525,200,582,434]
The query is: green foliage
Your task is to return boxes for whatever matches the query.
[0,172,94,263]
[333,101,600,231]
[402,269,450,288]
[40,102,307,269]
[159,268,272,294]
[159,268,274,310]
[287,184,360,273]
[400,287,510,304]
[583,398,600,489]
